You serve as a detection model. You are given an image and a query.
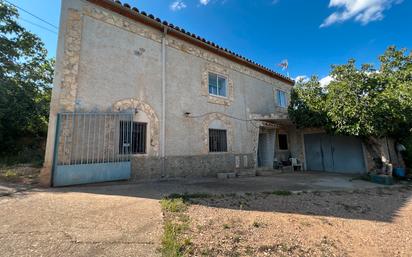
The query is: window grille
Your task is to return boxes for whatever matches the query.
[119,121,147,154]
[209,129,228,152]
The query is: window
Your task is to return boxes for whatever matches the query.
[278,134,288,150]
[208,72,227,97]
[209,129,227,152]
[119,121,147,154]
[277,90,287,108]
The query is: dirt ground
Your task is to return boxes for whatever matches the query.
[0,188,162,257]
[1,172,411,257]
[186,186,412,257]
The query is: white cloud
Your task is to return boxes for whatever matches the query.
[200,0,210,5]
[320,0,403,27]
[170,0,187,11]
[320,75,333,87]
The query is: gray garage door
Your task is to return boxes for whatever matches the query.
[304,133,366,174]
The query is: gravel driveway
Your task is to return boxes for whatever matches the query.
[0,186,162,257]
[186,186,412,257]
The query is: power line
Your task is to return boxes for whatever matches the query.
[186,111,261,128]
[18,17,58,35]
[3,0,58,30]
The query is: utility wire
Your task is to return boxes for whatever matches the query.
[187,112,254,122]
[186,112,262,129]
[18,17,58,35]
[3,0,58,29]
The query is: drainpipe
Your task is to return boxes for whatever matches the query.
[161,26,167,176]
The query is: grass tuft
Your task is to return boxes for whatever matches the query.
[252,220,262,228]
[161,221,186,257]
[160,197,192,257]
[160,198,188,213]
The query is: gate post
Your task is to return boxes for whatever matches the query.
[40,113,61,187]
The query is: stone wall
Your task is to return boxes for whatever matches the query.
[59,9,83,112]
[131,153,255,180]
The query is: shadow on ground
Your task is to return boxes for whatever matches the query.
[51,172,412,223]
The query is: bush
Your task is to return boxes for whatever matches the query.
[0,138,45,166]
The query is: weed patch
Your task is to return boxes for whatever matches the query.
[0,169,20,182]
[160,198,188,213]
[252,220,264,228]
[161,221,191,257]
[160,197,192,257]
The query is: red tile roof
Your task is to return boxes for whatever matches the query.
[86,0,294,85]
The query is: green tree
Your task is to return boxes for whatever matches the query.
[289,46,412,164]
[288,76,328,129]
[0,1,54,163]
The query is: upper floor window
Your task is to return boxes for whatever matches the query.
[208,72,227,97]
[276,90,287,108]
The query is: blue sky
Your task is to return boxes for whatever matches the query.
[8,0,412,81]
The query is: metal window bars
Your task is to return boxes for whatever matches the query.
[55,112,133,166]
[209,129,228,152]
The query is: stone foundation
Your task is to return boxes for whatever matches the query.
[131,153,255,180]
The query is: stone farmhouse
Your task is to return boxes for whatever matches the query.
[40,0,402,186]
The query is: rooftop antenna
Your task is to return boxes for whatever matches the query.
[277,59,289,78]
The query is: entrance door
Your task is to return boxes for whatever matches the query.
[52,112,133,186]
[304,133,365,174]
[257,132,275,168]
